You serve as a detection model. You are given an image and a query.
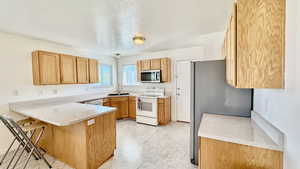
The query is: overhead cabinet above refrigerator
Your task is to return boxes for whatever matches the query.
[223,0,285,89]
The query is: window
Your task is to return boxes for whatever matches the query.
[99,64,113,86]
[122,64,137,86]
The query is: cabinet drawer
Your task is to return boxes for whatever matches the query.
[158,98,165,104]
[129,96,136,102]
[109,97,129,102]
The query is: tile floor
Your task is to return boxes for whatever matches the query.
[0,120,197,169]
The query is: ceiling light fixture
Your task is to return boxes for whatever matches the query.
[133,33,146,45]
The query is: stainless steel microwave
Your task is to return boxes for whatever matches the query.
[141,70,161,83]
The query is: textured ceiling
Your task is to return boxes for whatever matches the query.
[0,0,233,56]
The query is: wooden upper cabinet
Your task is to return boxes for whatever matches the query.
[225,4,237,87]
[32,51,61,85]
[150,59,161,70]
[161,58,171,82]
[229,7,237,87]
[136,58,171,83]
[88,59,99,83]
[137,60,142,82]
[141,60,151,71]
[60,54,77,84]
[224,0,285,89]
[77,57,89,84]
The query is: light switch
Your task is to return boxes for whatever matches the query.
[87,119,95,126]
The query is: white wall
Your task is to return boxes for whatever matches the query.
[253,0,300,168]
[0,31,117,154]
[118,33,224,121]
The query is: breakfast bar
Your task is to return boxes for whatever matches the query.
[11,103,117,169]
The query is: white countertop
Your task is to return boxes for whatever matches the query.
[198,113,283,151]
[11,103,116,127]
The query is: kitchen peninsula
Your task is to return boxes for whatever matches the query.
[11,103,117,169]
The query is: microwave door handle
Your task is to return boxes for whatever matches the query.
[156,72,160,81]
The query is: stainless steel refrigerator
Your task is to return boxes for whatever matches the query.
[190,60,252,165]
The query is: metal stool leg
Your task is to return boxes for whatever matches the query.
[5,142,22,169]
[22,127,51,169]
[3,120,39,161]
[0,137,17,165]
[11,130,36,169]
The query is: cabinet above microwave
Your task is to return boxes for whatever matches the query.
[137,58,171,83]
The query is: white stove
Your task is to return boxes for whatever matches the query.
[136,88,165,126]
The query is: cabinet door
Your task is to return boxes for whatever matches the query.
[164,97,171,123]
[89,59,99,83]
[137,60,142,82]
[225,28,231,85]
[110,97,129,119]
[77,58,89,84]
[128,96,136,119]
[60,54,77,84]
[120,98,129,118]
[237,0,285,88]
[161,58,171,82]
[141,60,151,70]
[158,102,165,125]
[103,98,110,106]
[110,100,121,119]
[32,51,61,85]
[229,4,237,87]
[158,98,171,125]
[150,59,161,70]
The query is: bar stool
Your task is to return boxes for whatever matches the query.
[0,114,52,169]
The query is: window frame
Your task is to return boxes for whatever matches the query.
[99,64,113,87]
[122,64,138,86]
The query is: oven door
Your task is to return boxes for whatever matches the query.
[137,97,158,118]
[141,70,161,83]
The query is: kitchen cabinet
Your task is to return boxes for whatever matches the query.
[32,51,61,85]
[60,54,77,84]
[32,50,100,85]
[137,60,142,82]
[104,96,136,120]
[77,57,89,84]
[141,59,151,70]
[103,98,110,106]
[137,57,171,83]
[224,0,285,88]
[224,5,237,87]
[158,97,171,125]
[150,59,161,70]
[88,59,99,83]
[200,137,283,169]
[128,96,136,119]
[38,111,116,169]
[109,97,129,119]
[160,58,171,82]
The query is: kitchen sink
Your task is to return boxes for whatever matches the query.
[108,93,129,96]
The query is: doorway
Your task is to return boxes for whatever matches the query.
[175,60,192,122]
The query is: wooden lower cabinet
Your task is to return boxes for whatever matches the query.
[103,98,110,106]
[158,97,171,125]
[110,97,128,119]
[103,96,170,124]
[38,112,116,169]
[128,96,136,119]
[199,137,283,169]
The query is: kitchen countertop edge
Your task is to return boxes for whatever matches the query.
[198,113,283,152]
